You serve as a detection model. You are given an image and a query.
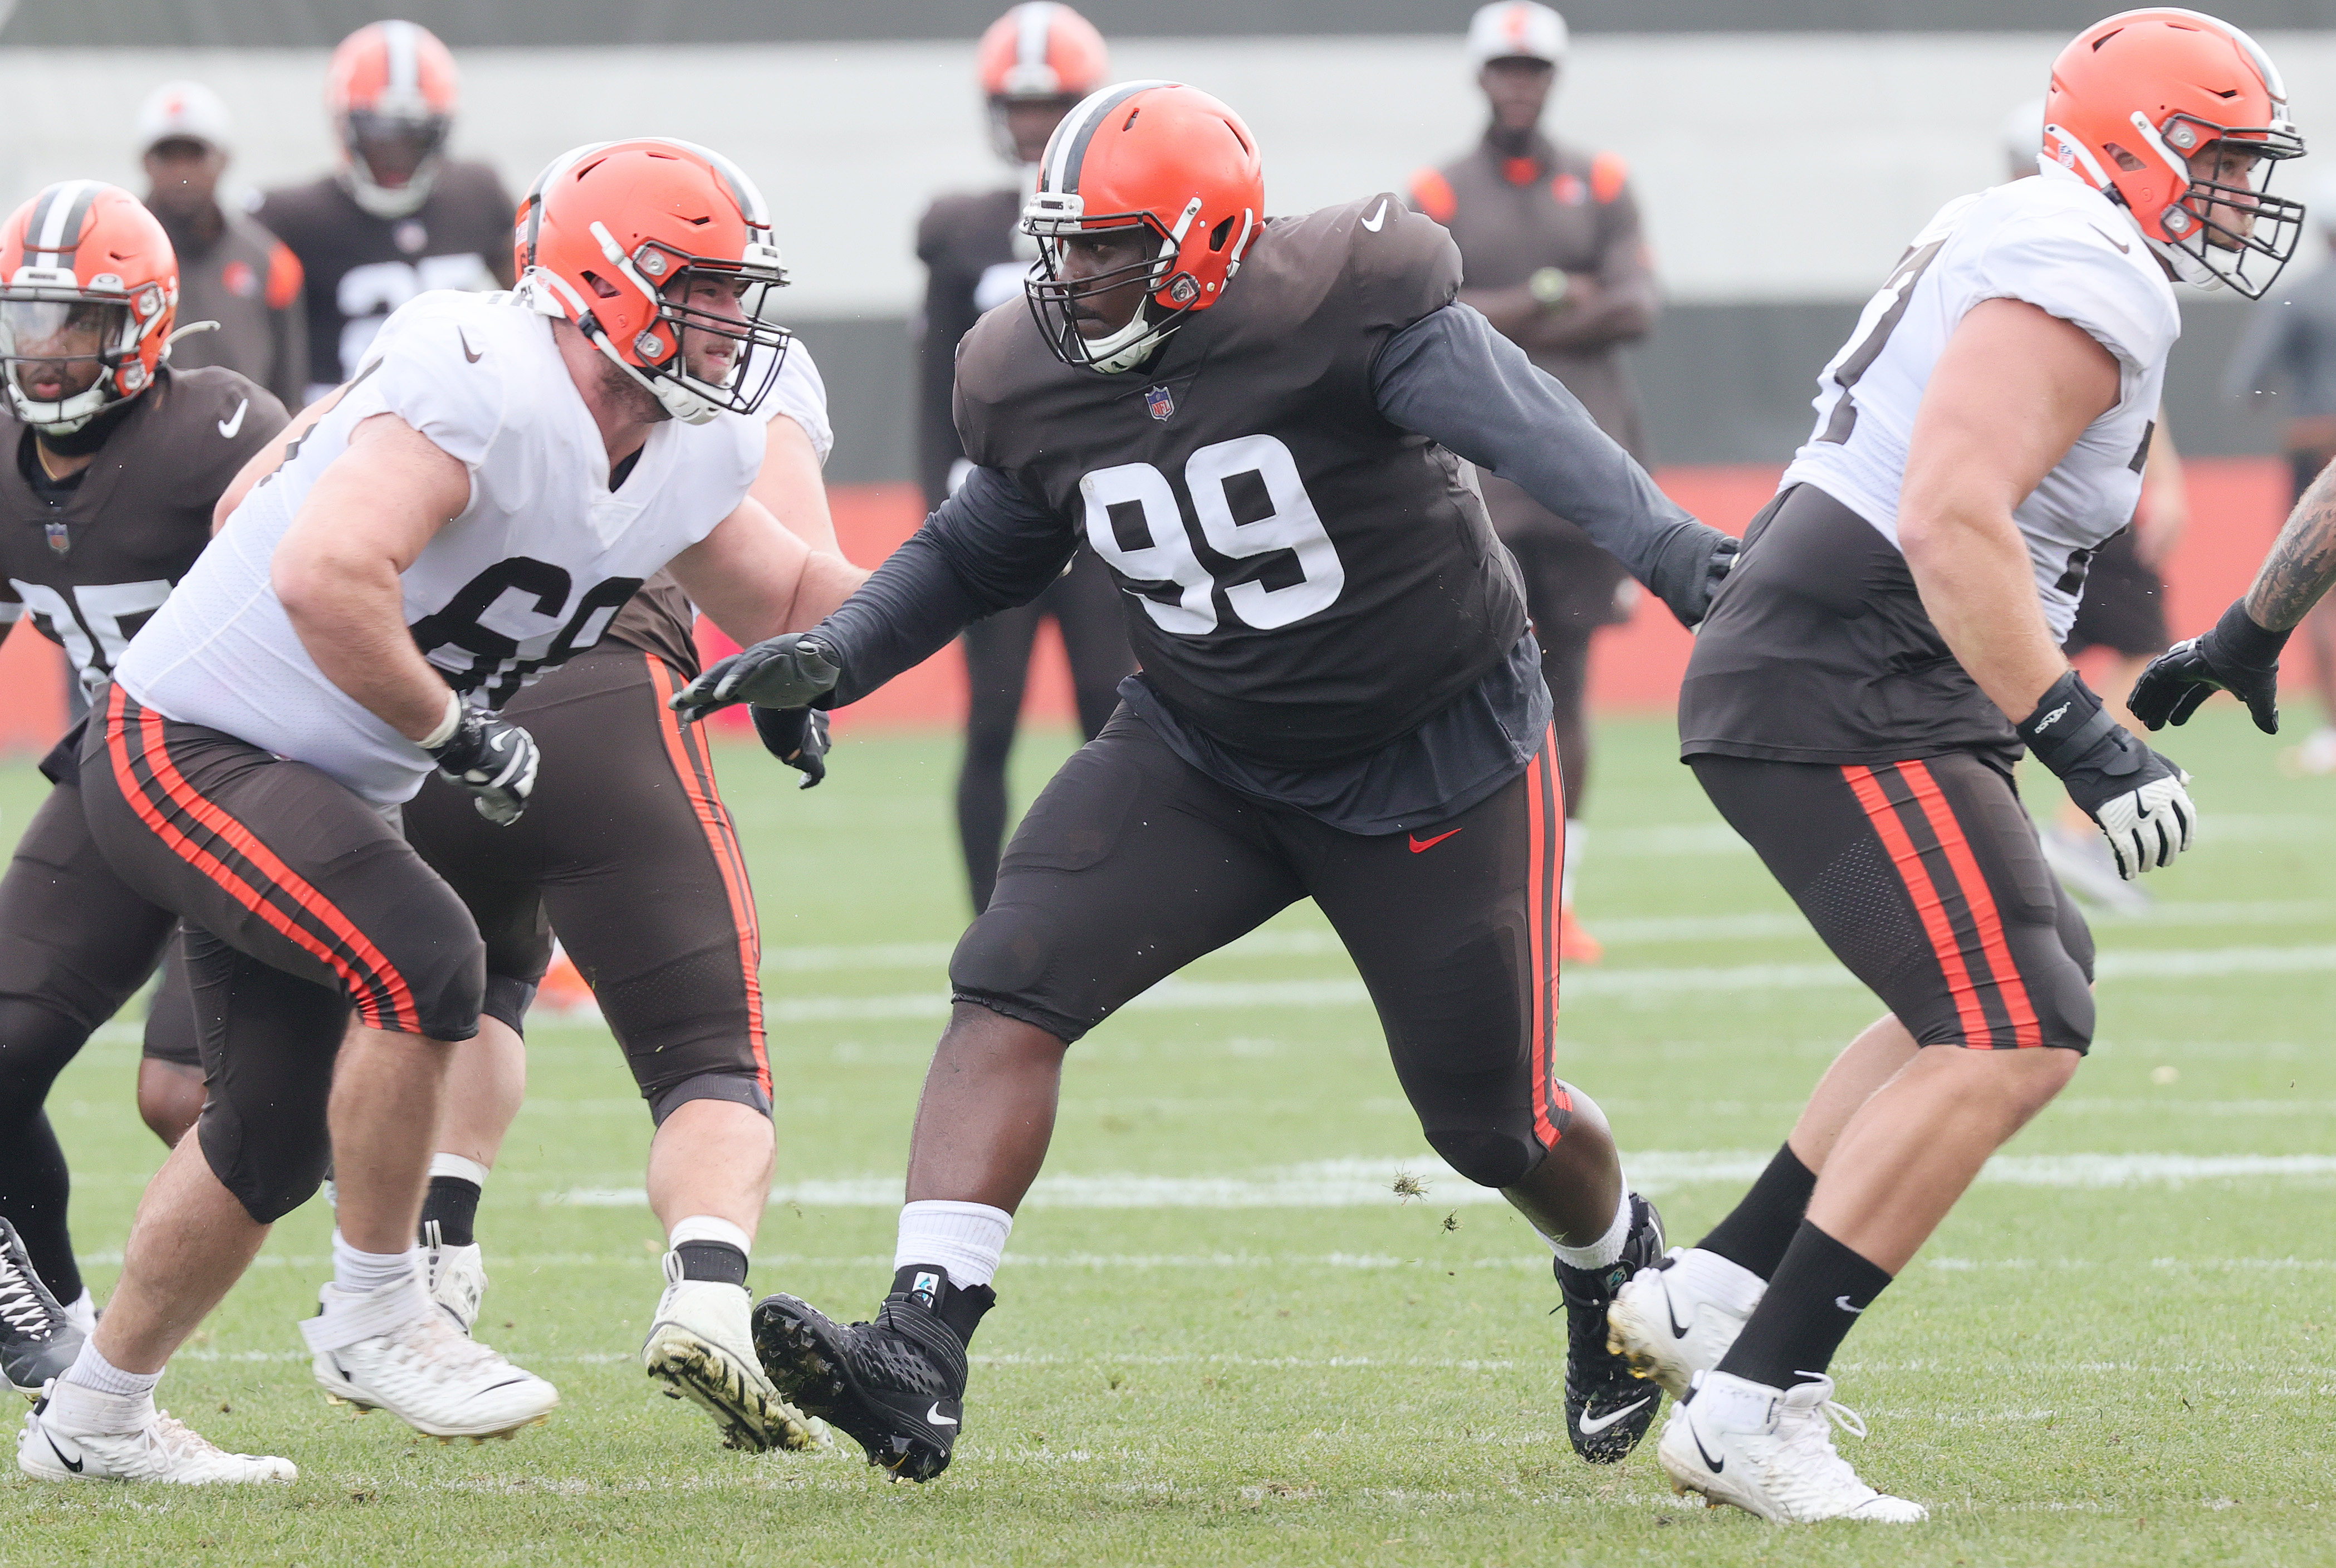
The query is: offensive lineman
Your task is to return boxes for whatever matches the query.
[256,21,515,406]
[675,82,1740,1480]
[923,3,1133,913]
[0,184,286,1385]
[1604,10,2302,1522]
[18,138,853,1483]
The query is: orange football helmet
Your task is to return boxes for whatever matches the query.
[977,3,1110,162]
[1023,81,1263,373]
[0,182,177,433]
[2044,8,2305,297]
[328,20,461,219]
[515,138,791,425]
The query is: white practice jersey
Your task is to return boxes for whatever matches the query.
[1779,163,2178,642]
[117,290,765,804]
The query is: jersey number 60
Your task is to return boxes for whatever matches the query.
[1078,434,1346,635]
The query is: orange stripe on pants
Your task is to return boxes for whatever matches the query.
[1840,763,1992,1048]
[1896,759,2041,1048]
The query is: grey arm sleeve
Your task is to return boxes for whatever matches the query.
[1371,301,1700,586]
[814,464,1080,706]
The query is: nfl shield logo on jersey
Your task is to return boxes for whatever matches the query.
[1145,385,1176,422]
[44,522,68,557]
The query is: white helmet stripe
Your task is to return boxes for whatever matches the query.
[32,179,95,259]
[1016,2,1055,72]
[1044,79,1177,195]
[383,19,420,91]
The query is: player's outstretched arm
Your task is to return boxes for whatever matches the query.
[672,494,868,648]
[1902,296,2191,878]
[1370,302,1735,628]
[670,464,1074,722]
[2128,458,2336,734]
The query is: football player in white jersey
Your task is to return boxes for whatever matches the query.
[19,138,861,1485]
[1605,9,2305,1522]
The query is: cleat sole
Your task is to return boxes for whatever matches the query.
[751,1298,949,1482]
[644,1335,820,1453]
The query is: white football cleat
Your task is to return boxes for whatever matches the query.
[302,1276,557,1441]
[19,1383,295,1484]
[1659,1370,1926,1523]
[1607,1246,1765,1399]
[422,1222,487,1335]
[642,1252,820,1452]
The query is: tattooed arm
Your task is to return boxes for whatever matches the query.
[2244,462,2336,630]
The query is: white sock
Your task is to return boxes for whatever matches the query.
[667,1214,752,1253]
[1561,820,1585,909]
[331,1229,419,1297]
[428,1152,491,1188]
[1546,1190,1633,1272]
[894,1200,1013,1290]
[60,1337,161,1400]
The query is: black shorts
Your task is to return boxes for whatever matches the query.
[402,646,770,1121]
[1691,751,2094,1052]
[80,685,484,1221]
[2063,529,2168,659]
[949,711,1573,1189]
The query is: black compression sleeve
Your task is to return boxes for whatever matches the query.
[814,465,1079,706]
[1370,302,1700,587]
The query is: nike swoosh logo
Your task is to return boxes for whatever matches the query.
[1575,1395,1651,1436]
[1836,1296,1864,1314]
[1360,199,1390,233]
[925,1403,958,1428]
[43,1429,83,1473]
[1692,1425,1725,1474]
[1408,828,1462,853]
[2087,223,2133,254]
[217,398,248,439]
[458,329,483,364]
[1666,1290,1693,1342]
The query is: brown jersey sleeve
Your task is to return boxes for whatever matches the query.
[1344,193,1463,337]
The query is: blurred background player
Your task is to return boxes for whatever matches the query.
[0,182,286,1385]
[2222,174,2336,776]
[256,19,515,406]
[1409,1,1658,962]
[2000,98,2191,913]
[135,82,306,411]
[919,3,1132,913]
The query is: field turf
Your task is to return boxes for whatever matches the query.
[3,708,2333,1565]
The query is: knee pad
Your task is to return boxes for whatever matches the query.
[0,996,97,1110]
[198,1081,335,1224]
[405,930,487,1043]
[647,1070,772,1126]
[1424,1124,1541,1190]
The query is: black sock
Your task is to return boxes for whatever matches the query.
[418,1176,481,1248]
[677,1240,748,1288]
[893,1263,997,1349]
[0,1110,81,1304]
[1713,1219,1892,1389]
[1696,1141,1815,1281]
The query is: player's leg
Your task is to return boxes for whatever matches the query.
[753,712,1302,1479]
[1647,752,2089,1522]
[1046,546,1135,743]
[0,773,180,1368]
[52,691,552,1476]
[1506,531,1606,962]
[1303,726,1662,1462]
[135,939,205,1148]
[954,601,1044,912]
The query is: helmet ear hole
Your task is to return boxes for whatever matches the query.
[1208,216,1235,252]
[581,271,623,300]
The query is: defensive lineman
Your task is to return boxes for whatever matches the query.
[19,138,851,1483]
[1607,9,2303,1522]
[676,82,1738,1479]
[0,183,286,1386]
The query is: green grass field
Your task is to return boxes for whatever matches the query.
[4,709,2334,1566]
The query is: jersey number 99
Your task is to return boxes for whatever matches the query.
[1079,434,1346,636]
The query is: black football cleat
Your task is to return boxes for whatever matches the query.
[751,1273,985,1482]
[0,1218,82,1397]
[1554,1191,1667,1463]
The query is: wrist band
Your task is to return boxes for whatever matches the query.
[420,689,463,751]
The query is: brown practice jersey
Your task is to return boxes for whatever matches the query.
[917,188,1027,508]
[150,204,310,412]
[602,572,702,679]
[953,195,1526,766]
[253,161,517,401]
[0,366,288,704]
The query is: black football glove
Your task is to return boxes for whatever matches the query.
[2127,597,2290,734]
[1646,523,1739,630]
[427,705,540,826]
[669,633,841,724]
[2020,670,2193,879]
[751,704,830,789]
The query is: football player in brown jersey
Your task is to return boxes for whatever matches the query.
[254,21,516,406]
[0,183,286,1394]
[1412,0,1662,965]
[922,3,1133,914]
[674,82,1738,1481]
